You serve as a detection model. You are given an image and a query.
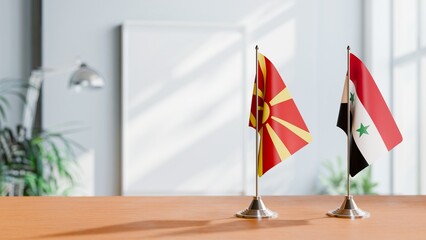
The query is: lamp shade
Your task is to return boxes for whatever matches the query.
[69,63,104,90]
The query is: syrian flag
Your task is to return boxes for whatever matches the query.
[337,53,402,177]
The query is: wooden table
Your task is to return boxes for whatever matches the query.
[1,196,425,239]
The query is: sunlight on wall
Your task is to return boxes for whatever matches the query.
[173,31,243,79]
[258,20,295,68]
[241,0,294,31]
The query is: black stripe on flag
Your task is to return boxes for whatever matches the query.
[337,103,369,177]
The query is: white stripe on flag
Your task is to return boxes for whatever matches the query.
[349,80,388,165]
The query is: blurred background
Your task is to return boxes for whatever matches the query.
[0,0,424,196]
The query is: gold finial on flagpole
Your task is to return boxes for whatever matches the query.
[327,46,369,219]
[236,45,277,219]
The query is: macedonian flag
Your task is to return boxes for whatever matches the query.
[249,53,312,176]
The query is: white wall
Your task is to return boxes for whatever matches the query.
[0,0,31,127]
[43,0,363,195]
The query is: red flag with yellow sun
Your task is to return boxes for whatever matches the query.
[249,53,312,176]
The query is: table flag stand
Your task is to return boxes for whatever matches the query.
[327,195,369,218]
[236,196,277,219]
[327,46,369,219]
[236,45,277,219]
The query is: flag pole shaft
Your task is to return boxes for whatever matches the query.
[255,45,259,198]
[346,45,351,197]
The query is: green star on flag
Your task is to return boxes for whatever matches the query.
[356,123,369,137]
[350,92,355,104]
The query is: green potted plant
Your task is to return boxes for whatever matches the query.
[0,79,80,196]
[319,156,378,195]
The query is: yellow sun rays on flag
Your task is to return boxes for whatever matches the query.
[249,53,312,176]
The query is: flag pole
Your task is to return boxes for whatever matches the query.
[346,45,351,197]
[255,45,260,198]
[326,46,369,219]
[236,45,277,219]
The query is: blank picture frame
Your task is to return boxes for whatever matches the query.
[121,21,249,195]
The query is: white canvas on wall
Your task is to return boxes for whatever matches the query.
[121,22,248,195]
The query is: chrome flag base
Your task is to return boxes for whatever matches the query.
[236,196,278,219]
[327,195,370,219]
